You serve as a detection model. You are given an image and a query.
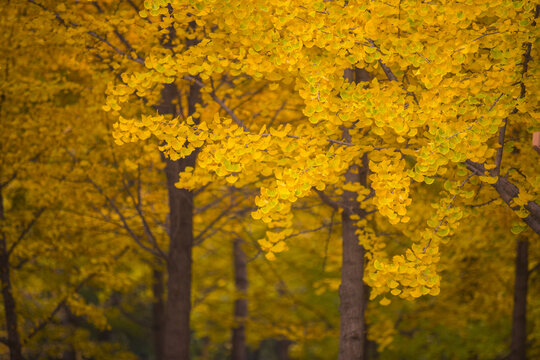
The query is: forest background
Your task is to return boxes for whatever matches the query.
[1,0,539,359]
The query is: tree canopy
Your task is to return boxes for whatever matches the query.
[1,0,539,359]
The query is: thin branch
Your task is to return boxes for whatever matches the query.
[321,209,336,273]
[529,262,540,276]
[315,189,340,211]
[184,75,249,131]
[366,39,398,81]
[124,0,152,23]
[493,117,507,177]
[267,100,288,129]
[117,303,152,328]
[27,0,145,65]
[466,160,540,235]
[120,172,167,260]
[87,177,163,258]
[7,207,46,257]
[468,198,498,208]
[194,200,241,244]
[0,172,17,189]
[378,60,398,81]
[25,247,129,341]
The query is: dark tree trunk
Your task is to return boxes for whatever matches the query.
[276,339,292,360]
[510,237,529,360]
[339,210,366,360]
[338,123,368,360]
[163,126,195,360]
[232,238,248,360]
[60,307,77,360]
[160,79,201,360]
[0,191,23,360]
[153,268,165,360]
[363,285,379,360]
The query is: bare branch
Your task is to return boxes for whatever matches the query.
[468,198,498,208]
[184,75,249,131]
[194,200,242,245]
[315,189,340,211]
[321,209,336,273]
[7,207,46,257]
[87,177,164,259]
[493,117,507,177]
[25,247,129,341]
[120,171,167,260]
[0,172,17,189]
[27,0,145,65]
[466,160,540,235]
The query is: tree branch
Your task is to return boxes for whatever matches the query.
[315,189,340,211]
[87,177,163,259]
[25,246,129,341]
[7,207,47,257]
[120,171,167,260]
[466,160,540,235]
[0,172,17,189]
[493,117,507,177]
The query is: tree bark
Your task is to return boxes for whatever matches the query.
[339,210,366,360]
[231,238,248,360]
[160,79,201,360]
[510,237,529,360]
[276,339,292,360]
[153,268,165,360]
[338,68,370,360]
[0,191,23,360]
[338,153,368,360]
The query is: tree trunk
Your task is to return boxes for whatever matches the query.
[160,79,201,360]
[276,339,292,360]
[0,191,23,360]
[339,210,366,360]
[338,153,368,360]
[232,238,248,360]
[510,237,529,360]
[338,68,369,358]
[153,268,165,360]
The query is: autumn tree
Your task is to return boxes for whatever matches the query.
[102,0,538,358]
[0,2,150,359]
[8,0,540,359]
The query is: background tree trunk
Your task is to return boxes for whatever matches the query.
[232,238,248,360]
[0,190,23,360]
[153,268,165,360]
[510,237,529,360]
[276,339,292,360]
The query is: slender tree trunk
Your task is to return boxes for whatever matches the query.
[60,307,77,360]
[160,79,201,360]
[153,268,165,360]
[276,339,292,360]
[163,136,195,360]
[338,157,368,360]
[339,210,366,360]
[0,191,23,360]
[232,238,248,360]
[510,237,529,360]
[338,68,371,360]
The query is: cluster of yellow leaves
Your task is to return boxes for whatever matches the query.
[103,0,539,300]
[369,150,411,224]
